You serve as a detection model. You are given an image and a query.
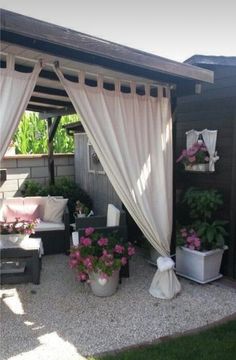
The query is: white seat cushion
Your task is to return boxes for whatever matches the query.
[35,221,65,232]
[106,204,120,227]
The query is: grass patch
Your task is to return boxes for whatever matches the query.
[91,319,236,360]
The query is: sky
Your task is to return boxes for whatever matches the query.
[1,0,235,62]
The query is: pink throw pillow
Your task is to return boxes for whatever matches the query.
[4,204,40,222]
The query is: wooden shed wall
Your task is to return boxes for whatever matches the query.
[176,65,236,278]
[74,133,122,215]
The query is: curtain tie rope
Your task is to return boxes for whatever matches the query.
[157,256,175,272]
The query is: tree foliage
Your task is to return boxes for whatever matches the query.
[13,112,79,154]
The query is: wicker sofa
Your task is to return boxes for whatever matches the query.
[0,196,70,255]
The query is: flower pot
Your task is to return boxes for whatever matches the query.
[0,234,29,245]
[89,270,119,297]
[176,246,227,284]
[185,164,209,172]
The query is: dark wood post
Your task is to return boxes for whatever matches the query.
[171,90,178,256]
[47,116,61,185]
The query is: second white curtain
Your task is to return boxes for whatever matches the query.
[55,68,181,299]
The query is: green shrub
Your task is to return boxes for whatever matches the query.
[21,178,92,222]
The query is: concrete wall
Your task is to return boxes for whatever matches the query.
[0,154,75,199]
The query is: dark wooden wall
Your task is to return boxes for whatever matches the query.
[176,64,236,278]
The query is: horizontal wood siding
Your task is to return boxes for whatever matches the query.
[176,66,236,278]
[74,133,122,215]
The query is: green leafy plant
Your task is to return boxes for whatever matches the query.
[182,187,223,222]
[177,187,228,251]
[195,220,228,250]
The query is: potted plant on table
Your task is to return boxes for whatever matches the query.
[69,227,135,296]
[176,187,228,283]
[176,140,210,172]
[0,218,39,244]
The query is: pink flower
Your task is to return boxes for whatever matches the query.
[85,227,94,236]
[205,156,209,162]
[80,237,92,246]
[128,246,135,256]
[83,257,93,269]
[78,272,87,282]
[98,237,108,246]
[114,244,125,254]
[74,250,81,259]
[121,257,127,265]
[69,259,78,268]
[176,149,187,163]
[194,238,201,249]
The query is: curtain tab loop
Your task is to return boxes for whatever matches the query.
[7,54,15,70]
[145,83,150,96]
[165,87,171,98]
[79,71,85,85]
[97,75,103,89]
[114,80,121,93]
[130,81,136,94]
[157,85,163,98]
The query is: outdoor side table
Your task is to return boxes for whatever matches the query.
[0,237,43,285]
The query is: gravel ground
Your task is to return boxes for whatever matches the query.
[1,252,236,360]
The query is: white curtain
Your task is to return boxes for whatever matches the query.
[201,129,219,171]
[55,67,181,299]
[0,55,42,160]
[186,129,200,149]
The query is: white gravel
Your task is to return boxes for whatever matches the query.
[1,251,236,360]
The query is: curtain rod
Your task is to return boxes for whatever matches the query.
[0,51,175,89]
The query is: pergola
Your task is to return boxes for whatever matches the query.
[0,9,213,183]
[0,9,214,299]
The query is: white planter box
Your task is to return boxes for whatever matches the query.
[185,164,209,172]
[176,246,227,284]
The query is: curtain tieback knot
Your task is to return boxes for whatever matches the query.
[157,257,175,272]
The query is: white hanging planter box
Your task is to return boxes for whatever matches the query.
[176,246,227,284]
[185,163,209,172]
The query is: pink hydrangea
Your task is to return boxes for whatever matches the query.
[114,244,125,254]
[121,257,127,265]
[128,246,135,256]
[83,257,93,269]
[77,272,87,282]
[69,258,78,268]
[98,237,108,246]
[85,227,94,236]
[80,237,92,246]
